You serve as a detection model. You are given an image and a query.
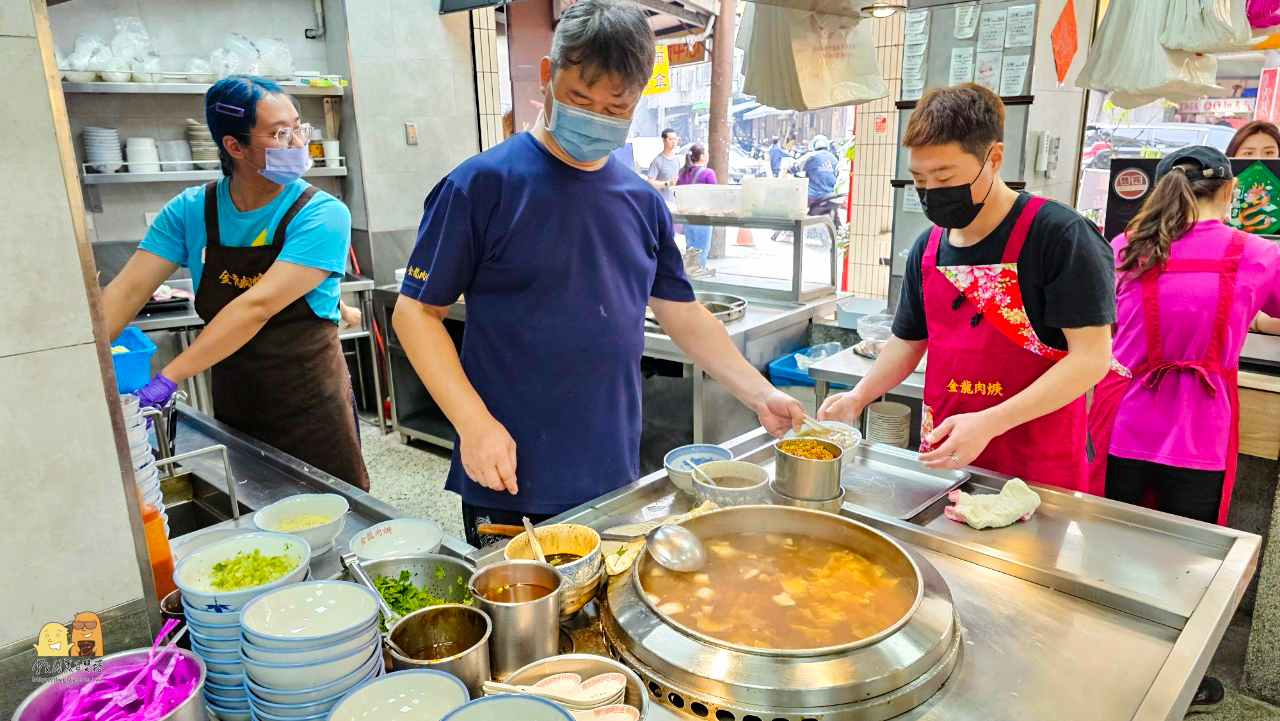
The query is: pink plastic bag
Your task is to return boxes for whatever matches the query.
[1249,0,1280,33]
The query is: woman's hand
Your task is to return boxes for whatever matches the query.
[918,411,1003,469]
[134,373,178,412]
[458,414,519,494]
[818,390,867,424]
[339,301,362,330]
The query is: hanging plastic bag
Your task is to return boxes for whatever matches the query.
[110,16,154,63]
[790,12,886,109]
[1249,0,1280,33]
[253,38,295,78]
[1161,0,1252,53]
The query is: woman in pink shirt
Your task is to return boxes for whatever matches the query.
[1089,146,1280,528]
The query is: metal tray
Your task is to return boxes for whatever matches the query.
[738,442,968,519]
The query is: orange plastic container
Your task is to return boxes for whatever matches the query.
[139,496,177,600]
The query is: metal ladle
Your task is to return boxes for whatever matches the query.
[600,524,706,572]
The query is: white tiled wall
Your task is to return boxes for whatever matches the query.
[845,14,904,301]
[0,0,145,648]
[345,0,479,239]
[48,0,331,74]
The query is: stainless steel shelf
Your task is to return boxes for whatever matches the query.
[82,165,347,185]
[61,81,344,96]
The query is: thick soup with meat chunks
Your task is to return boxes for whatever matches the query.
[639,532,914,650]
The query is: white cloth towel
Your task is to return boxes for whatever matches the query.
[944,478,1041,530]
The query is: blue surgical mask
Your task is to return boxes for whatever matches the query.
[545,80,632,163]
[256,146,312,185]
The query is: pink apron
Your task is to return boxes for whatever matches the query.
[1087,231,1245,525]
[920,197,1089,491]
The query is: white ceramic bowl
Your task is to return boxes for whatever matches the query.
[207,703,250,721]
[65,71,96,82]
[246,688,342,718]
[241,623,377,664]
[348,519,443,561]
[240,580,378,649]
[440,696,573,721]
[187,617,240,639]
[189,627,239,650]
[663,444,732,493]
[241,635,379,690]
[248,705,328,721]
[204,678,247,698]
[203,656,244,675]
[206,668,245,687]
[140,485,163,509]
[100,71,131,82]
[173,532,311,614]
[329,669,469,721]
[253,494,349,556]
[171,526,257,564]
[691,460,772,507]
[136,470,160,496]
[205,688,248,709]
[190,639,240,661]
[245,651,380,705]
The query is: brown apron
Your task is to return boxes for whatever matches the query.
[194,181,370,490]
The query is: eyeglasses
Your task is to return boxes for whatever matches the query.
[252,123,313,148]
[71,620,98,630]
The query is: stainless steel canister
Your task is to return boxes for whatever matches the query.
[387,603,492,697]
[773,437,844,500]
[469,559,563,680]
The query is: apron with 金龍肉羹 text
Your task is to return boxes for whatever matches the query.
[193,181,370,490]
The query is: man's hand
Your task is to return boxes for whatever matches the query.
[817,390,867,425]
[918,411,1003,469]
[339,301,362,330]
[751,388,805,436]
[458,414,519,495]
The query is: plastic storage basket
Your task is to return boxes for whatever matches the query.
[111,327,157,394]
[741,177,808,218]
[672,184,743,216]
[768,346,850,389]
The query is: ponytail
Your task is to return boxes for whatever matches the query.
[680,143,707,183]
[1120,164,1228,276]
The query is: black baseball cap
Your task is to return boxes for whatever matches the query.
[1155,145,1233,182]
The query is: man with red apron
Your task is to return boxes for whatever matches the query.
[820,84,1117,488]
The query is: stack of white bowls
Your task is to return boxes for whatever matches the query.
[157,139,194,172]
[83,127,123,173]
[866,401,912,448]
[126,137,161,173]
[120,395,168,534]
[188,122,219,170]
[239,580,384,721]
[171,532,312,721]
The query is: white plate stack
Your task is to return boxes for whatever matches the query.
[866,401,911,449]
[120,394,168,535]
[125,137,161,173]
[83,126,123,173]
[187,121,219,170]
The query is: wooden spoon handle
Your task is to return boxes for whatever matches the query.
[476,523,524,537]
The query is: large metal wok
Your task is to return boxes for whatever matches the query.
[601,506,960,721]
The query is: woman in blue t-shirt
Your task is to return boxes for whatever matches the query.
[101,75,368,489]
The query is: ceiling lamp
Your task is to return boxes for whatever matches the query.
[861,2,907,17]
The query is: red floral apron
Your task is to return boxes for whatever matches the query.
[1086,230,1245,525]
[920,197,1094,491]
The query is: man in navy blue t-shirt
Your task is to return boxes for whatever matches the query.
[798,135,841,202]
[394,0,805,546]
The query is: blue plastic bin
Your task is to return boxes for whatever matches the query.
[110,327,157,394]
[768,347,851,390]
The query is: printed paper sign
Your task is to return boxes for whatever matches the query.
[954,2,979,39]
[903,188,924,213]
[978,10,1008,53]
[976,51,1003,91]
[1000,54,1030,95]
[950,47,975,86]
[1006,5,1036,48]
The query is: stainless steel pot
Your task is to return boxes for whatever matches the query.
[13,647,207,721]
[469,560,563,680]
[387,604,491,698]
[602,506,960,721]
[774,437,844,500]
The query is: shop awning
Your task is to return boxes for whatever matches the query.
[732,100,762,115]
[743,105,791,120]
[442,0,715,32]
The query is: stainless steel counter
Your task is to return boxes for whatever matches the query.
[163,404,472,577]
[474,429,1260,721]
[808,346,926,405]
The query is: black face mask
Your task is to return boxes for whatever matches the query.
[916,148,995,229]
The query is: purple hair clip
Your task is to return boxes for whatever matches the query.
[213,102,245,117]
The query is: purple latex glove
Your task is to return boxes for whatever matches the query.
[134,373,177,412]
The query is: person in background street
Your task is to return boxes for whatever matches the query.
[1088,147,1280,713]
[100,75,369,489]
[796,135,840,203]
[1226,120,1280,158]
[818,84,1115,491]
[393,0,805,547]
[677,143,717,269]
[646,128,681,202]
[1226,121,1280,334]
[769,135,784,177]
